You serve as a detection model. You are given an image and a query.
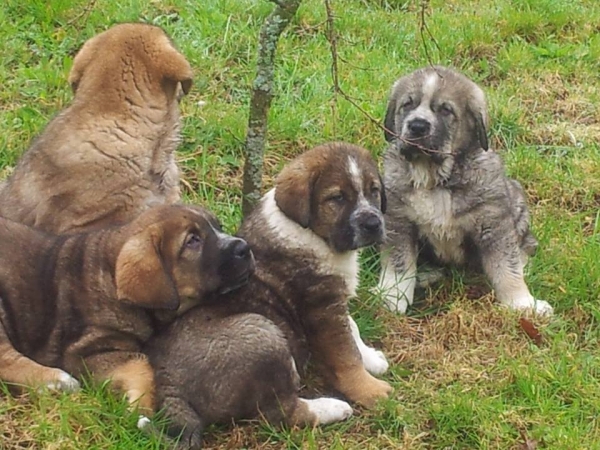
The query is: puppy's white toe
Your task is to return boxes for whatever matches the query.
[532,299,553,316]
[362,347,390,375]
[301,397,353,425]
[383,294,409,314]
[46,370,80,392]
[503,296,554,316]
[137,415,151,431]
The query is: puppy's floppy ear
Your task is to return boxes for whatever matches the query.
[378,174,387,214]
[68,36,100,93]
[383,95,397,143]
[274,162,317,228]
[474,111,489,151]
[115,225,180,310]
[156,39,193,95]
[467,87,490,151]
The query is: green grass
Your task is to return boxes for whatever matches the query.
[1,0,600,448]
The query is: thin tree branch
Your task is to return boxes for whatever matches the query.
[242,0,302,216]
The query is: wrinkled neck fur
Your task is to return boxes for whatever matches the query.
[408,156,455,189]
[261,189,359,296]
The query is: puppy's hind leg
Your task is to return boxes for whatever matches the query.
[477,225,553,316]
[0,330,79,392]
[83,352,156,415]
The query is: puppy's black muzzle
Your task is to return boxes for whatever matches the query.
[401,118,436,161]
[354,211,385,248]
[218,237,255,293]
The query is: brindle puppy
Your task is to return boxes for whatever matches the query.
[143,143,392,448]
[0,204,254,413]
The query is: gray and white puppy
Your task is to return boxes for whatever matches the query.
[378,66,552,315]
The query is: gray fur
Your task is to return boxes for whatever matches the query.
[378,66,552,315]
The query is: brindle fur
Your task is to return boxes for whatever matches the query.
[146,143,392,448]
[0,204,254,413]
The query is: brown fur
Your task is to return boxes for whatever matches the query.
[0,23,192,233]
[146,143,391,447]
[0,204,254,410]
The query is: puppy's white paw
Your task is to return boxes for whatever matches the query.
[382,293,409,314]
[45,370,80,393]
[503,296,554,316]
[361,346,390,376]
[301,397,353,425]
[347,316,389,375]
[137,415,151,431]
[377,265,415,315]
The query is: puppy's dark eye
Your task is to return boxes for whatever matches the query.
[439,103,454,116]
[371,184,381,196]
[326,192,345,204]
[185,233,202,250]
[401,97,413,108]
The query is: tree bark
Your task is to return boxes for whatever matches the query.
[242,0,302,217]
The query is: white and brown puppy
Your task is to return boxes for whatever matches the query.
[0,204,254,414]
[144,143,392,447]
[0,23,192,233]
[379,66,552,315]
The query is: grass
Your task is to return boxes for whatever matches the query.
[1,0,599,448]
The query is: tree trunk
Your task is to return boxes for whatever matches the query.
[242,0,302,217]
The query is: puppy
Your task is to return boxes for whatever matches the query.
[143,143,392,447]
[0,23,192,233]
[378,66,552,315]
[0,204,254,413]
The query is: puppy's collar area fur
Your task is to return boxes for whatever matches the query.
[262,189,359,296]
[400,151,455,189]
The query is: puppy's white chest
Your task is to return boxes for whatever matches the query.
[407,188,457,239]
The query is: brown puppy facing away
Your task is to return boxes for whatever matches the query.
[0,204,254,413]
[0,23,192,234]
[143,143,392,447]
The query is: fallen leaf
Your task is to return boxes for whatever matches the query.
[519,317,544,346]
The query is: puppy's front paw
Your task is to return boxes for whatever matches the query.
[45,369,80,393]
[504,296,554,316]
[377,275,415,315]
[383,293,409,314]
[301,398,353,425]
[361,347,389,376]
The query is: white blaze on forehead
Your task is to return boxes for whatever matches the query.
[404,72,439,128]
[347,156,363,194]
[422,72,439,101]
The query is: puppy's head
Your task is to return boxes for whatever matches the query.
[274,142,386,252]
[115,205,254,312]
[384,66,489,163]
[69,23,193,103]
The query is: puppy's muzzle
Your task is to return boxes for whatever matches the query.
[219,237,255,293]
[407,118,431,138]
[401,118,434,161]
[353,210,385,248]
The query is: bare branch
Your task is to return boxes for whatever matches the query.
[324,0,399,140]
[418,0,442,67]
[242,0,302,216]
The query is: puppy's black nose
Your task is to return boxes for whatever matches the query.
[231,238,251,260]
[407,118,430,137]
[361,215,382,233]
